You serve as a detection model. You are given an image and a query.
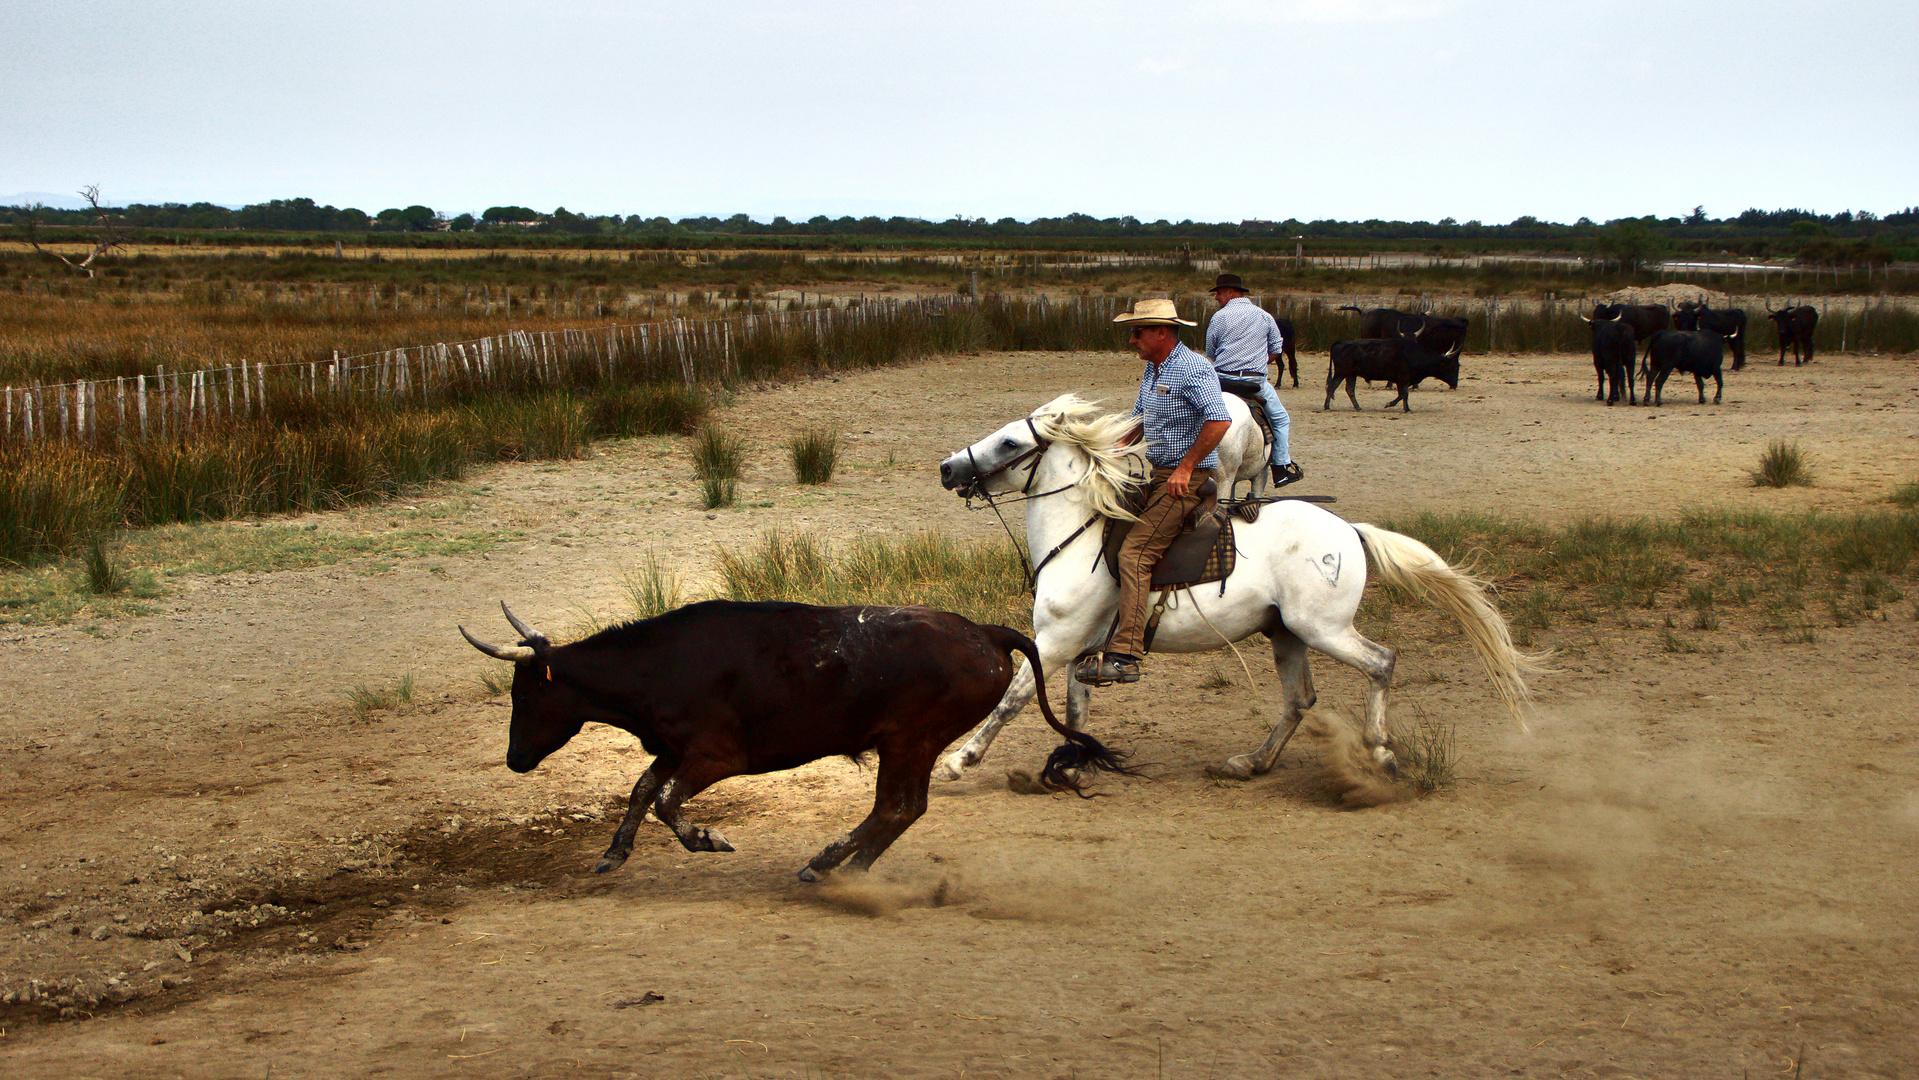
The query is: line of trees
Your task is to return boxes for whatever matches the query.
[3,196,1914,260]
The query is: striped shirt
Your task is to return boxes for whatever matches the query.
[1205,297,1285,376]
[1132,342,1230,469]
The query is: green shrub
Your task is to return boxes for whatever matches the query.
[789,425,842,485]
[80,535,128,594]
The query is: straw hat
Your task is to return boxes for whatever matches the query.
[1112,298,1196,327]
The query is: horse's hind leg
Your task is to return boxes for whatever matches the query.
[1209,626,1315,780]
[1308,626,1399,776]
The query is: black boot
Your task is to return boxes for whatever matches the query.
[1271,461,1303,487]
[1074,653,1142,686]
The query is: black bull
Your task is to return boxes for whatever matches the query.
[1766,305,1819,365]
[1590,303,1672,364]
[1586,318,1638,405]
[461,601,1133,882]
[1338,306,1471,353]
[1646,328,1737,406]
[1674,302,1749,369]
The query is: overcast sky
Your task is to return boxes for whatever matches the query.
[4,0,1913,224]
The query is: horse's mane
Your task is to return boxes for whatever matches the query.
[1027,394,1149,521]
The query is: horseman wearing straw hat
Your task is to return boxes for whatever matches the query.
[1206,273,1302,488]
[1076,298,1232,687]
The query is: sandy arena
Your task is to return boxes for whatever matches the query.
[3,347,1917,1079]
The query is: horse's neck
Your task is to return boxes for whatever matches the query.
[1022,453,1101,558]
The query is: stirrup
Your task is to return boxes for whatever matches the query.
[1271,461,1304,488]
[1074,652,1141,687]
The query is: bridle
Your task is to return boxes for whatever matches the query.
[962,417,1051,498]
[960,416,1110,593]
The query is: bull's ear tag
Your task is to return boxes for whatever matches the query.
[544,664,554,682]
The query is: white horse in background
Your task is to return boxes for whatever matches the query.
[1210,392,1271,499]
[935,394,1544,783]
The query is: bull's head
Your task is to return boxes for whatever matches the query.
[461,603,587,774]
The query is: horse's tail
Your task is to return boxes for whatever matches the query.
[982,625,1139,795]
[1351,523,1551,730]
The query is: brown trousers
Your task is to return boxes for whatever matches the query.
[1109,466,1214,658]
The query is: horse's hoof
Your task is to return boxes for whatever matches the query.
[593,855,626,874]
[1005,769,1050,795]
[797,866,822,884]
[934,757,965,783]
[696,828,735,853]
[1205,757,1258,782]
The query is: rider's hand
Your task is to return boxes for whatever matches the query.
[1166,464,1193,499]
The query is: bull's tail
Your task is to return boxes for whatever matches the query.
[1352,523,1554,730]
[983,625,1140,795]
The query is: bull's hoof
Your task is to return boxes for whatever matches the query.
[690,827,735,853]
[1205,755,1261,782]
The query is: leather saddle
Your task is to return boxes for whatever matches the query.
[1100,477,1237,590]
[1217,375,1275,449]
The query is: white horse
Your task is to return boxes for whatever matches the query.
[934,394,1543,782]
[1212,392,1271,499]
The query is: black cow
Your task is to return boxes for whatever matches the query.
[1764,304,1819,366]
[1645,328,1737,406]
[1673,301,1749,370]
[1585,317,1637,405]
[1339,305,1417,340]
[1338,305,1465,346]
[461,601,1132,882]
[1412,315,1471,355]
[1273,316,1300,387]
[1591,303,1672,369]
[1325,337,1461,412]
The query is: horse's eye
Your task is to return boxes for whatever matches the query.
[1001,438,1017,449]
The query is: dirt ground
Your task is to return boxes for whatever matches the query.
[4,346,1918,1079]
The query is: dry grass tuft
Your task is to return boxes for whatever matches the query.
[1750,440,1813,488]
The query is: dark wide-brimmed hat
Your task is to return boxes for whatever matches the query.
[1208,273,1249,293]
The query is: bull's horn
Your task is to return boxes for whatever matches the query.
[1577,312,1592,323]
[502,602,547,644]
[462,625,536,662]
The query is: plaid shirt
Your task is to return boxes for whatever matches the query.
[1132,342,1230,469]
[1205,296,1285,376]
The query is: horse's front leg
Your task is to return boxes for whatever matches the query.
[936,603,1108,782]
[934,661,1035,781]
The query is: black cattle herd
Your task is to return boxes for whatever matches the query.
[1284,299,1823,412]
